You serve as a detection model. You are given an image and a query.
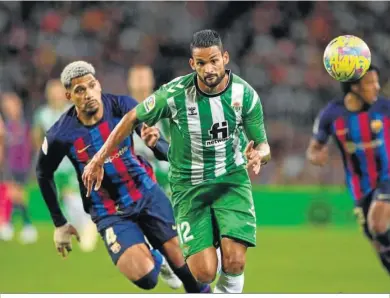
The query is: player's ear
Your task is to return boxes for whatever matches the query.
[65,91,71,101]
[189,58,196,71]
[96,80,102,92]
[223,51,229,66]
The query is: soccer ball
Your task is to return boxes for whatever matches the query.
[323,35,371,82]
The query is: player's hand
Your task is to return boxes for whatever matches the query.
[245,141,262,175]
[82,157,104,197]
[310,146,329,166]
[141,124,160,148]
[54,223,80,259]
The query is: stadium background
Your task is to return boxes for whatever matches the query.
[0,1,389,293]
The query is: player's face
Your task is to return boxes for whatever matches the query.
[47,81,67,109]
[1,94,22,120]
[190,46,229,88]
[353,70,380,104]
[66,74,102,116]
[127,67,155,102]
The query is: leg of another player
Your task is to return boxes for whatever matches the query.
[213,237,246,293]
[160,236,211,293]
[367,200,390,273]
[186,246,219,283]
[117,243,162,290]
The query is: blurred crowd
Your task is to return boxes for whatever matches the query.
[1,1,390,186]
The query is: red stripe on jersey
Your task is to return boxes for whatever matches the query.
[74,137,116,214]
[131,145,157,183]
[98,122,142,201]
[334,117,363,200]
[384,117,390,175]
[358,113,377,189]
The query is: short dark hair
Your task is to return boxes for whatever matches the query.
[190,29,223,53]
[341,65,380,95]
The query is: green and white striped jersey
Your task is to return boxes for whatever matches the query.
[136,70,267,185]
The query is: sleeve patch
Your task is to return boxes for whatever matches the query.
[144,95,156,113]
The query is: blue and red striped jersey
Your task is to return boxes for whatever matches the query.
[36,93,168,225]
[313,96,390,202]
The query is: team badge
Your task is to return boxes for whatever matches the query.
[144,95,155,113]
[110,242,121,254]
[370,120,383,133]
[231,101,242,112]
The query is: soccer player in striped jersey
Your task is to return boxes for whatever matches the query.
[35,61,210,293]
[307,65,390,274]
[82,29,271,293]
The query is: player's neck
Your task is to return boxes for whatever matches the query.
[197,72,229,95]
[76,107,104,126]
[344,93,368,112]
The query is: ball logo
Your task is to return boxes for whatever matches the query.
[144,95,156,113]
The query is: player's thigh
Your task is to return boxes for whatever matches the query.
[137,185,178,249]
[97,216,149,276]
[170,182,215,260]
[212,169,257,248]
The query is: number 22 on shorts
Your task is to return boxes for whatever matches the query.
[177,221,194,244]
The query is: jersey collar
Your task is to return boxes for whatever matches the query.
[194,70,233,98]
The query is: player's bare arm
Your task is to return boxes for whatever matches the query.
[82,109,139,196]
[306,138,329,167]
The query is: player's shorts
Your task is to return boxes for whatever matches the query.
[355,181,390,241]
[170,167,256,259]
[96,184,177,265]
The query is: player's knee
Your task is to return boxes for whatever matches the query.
[222,250,246,275]
[133,270,158,290]
[193,266,217,284]
[368,202,389,234]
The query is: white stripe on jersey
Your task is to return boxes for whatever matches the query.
[232,83,245,166]
[167,97,179,128]
[185,86,204,184]
[209,96,227,177]
[247,90,259,114]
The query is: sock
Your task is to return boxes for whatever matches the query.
[171,263,210,293]
[12,203,31,225]
[133,249,163,290]
[216,247,222,274]
[379,252,390,274]
[376,229,390,248]
[214,271,244,293]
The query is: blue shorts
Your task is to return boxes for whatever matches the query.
[357,181,390,241]
[96,184,177,264]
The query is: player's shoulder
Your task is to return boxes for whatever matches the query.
[318,97,345,118]
[46,106,77,142]
[230,72,259,101]
[157,73,195,97]
[375,96,390,109]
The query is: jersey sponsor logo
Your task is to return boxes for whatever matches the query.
[104,146,129,164]
[206,121,230,146]
[344,139,383,153]
[77,144,91,153]
[370,120,383,133]
[144,95,155,113]
[42,137,48,155]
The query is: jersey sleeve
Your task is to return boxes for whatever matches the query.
[115,95,139,116]
[312,108,332,144]
[242,89,267,146]
[135,86,172,127]
[35,131,68,227]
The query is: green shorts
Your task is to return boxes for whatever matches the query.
[170,167,256,259]
[54,171,79,198]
